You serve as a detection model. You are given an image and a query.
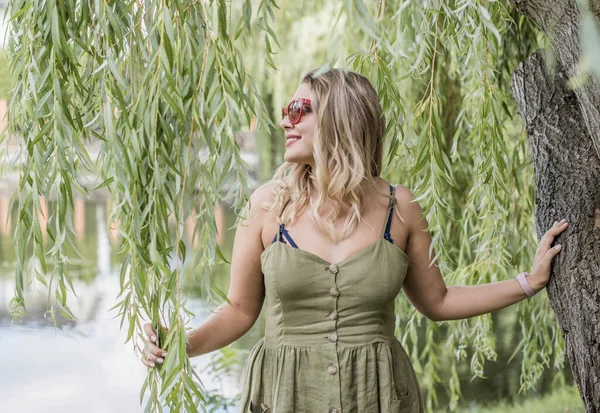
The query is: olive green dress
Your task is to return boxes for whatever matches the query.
[240,186,425,413]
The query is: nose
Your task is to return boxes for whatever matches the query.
[280,113,293,130]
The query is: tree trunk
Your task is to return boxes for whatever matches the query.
[512,51,600,412]
[512,0,600,157]
[512,2,600,411]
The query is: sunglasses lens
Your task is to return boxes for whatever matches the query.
[288,101,302,123]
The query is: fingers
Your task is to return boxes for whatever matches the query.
[540,219,568,250]
[141,322,168,368]
[141,355,156,368]
[551,219,569,235]
[141,343,168,368]
[530,220,566,290]
[143,322,158,343]
[544,243,562,261]
[148,341,168,358]
[141,355,164,368]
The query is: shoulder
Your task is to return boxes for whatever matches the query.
[249,181,278,208]
[392,184,414,202]
[392,184,427,231]
[247,182,281,248]
[245,181,279,221]
[236,182,278,239]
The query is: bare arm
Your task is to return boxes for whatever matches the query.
[142,183,274,366]
[397,186,567,322]
[186,184,275,356]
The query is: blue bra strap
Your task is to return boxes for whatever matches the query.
[383,185,396,244]
[271,223,299,248]
[281,225,299,248]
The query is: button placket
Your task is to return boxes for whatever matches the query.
[325,263,340,346]
[325,261,341,401]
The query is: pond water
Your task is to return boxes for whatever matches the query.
[0,198,258,413]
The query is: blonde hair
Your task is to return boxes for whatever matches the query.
[263,68,391,242]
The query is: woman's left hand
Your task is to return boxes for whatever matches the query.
[528,219,569,292]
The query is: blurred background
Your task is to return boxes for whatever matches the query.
[0,0,591,412]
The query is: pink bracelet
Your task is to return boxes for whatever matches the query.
[516,272,536,297]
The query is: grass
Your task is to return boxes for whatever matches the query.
[460,385,584,413]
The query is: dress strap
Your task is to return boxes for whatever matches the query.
[381,185,396,243]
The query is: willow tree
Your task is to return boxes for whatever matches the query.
[4,0,600,413]
[5,0,274,411]
[511,1,600,410]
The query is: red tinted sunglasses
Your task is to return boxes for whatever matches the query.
[282,98,312,125]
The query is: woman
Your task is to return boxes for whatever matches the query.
[141,68,568,413]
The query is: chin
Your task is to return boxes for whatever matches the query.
[283,151,314,165]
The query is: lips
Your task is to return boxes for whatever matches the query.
[285,135,301,147]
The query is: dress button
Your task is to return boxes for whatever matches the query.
[328,264,339,274]
[327,364,338,375]
[329,287,340,297]
[328,332,338,342]
[329,310,338,320]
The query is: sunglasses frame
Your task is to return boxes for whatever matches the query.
[282,98,312,125]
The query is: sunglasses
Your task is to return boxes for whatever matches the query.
[282,98,312,125]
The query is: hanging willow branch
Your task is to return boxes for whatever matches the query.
[7,0,274,411]
[333,0,562,410]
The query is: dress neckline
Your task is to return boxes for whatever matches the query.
[260,236,409,267]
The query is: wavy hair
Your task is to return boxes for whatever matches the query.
[263,68,393,242]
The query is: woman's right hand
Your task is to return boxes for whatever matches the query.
[141,322,168,368]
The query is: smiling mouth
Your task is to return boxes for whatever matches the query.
[285,136,301,147]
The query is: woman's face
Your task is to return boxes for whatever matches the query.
[280,82,317,167]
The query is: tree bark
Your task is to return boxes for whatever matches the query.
[512,51,600,412]
[512,0,600,158]
[512,1,600,410]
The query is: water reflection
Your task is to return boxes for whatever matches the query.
[0,198,251,412]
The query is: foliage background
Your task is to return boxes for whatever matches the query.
[0,51,11,99]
